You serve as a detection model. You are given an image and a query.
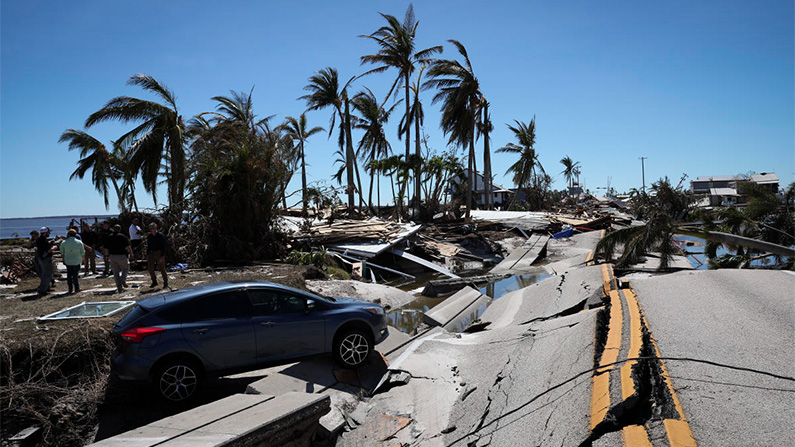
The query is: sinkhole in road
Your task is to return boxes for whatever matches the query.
[387,271,552,334]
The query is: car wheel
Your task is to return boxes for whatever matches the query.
[155,359,201,403]
[334,329,372,368]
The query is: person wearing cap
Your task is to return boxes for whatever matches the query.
[35,227,56,296]
[146,223,168,289]
[60,229,86,294]
[80,223,97,275]
[104,224,133,293]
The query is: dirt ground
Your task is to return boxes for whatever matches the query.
[0,249,322,447]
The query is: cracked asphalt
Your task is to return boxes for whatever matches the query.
[630,269,795,446]
[337,233,794,447]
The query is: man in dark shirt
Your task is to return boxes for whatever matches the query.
[80,223,97,275]
[36,227,55,296]
[104,224,133,293]
[97,221,113,276]
[146,223,168,289]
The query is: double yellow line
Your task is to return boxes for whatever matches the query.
[590,264,697,447]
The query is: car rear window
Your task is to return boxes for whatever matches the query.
[116,305,149,327]
[181,291,251,321]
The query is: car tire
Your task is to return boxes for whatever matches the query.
[154,358,201,403]
[334,328,373,368]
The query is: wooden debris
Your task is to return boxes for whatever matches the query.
[292,220,406,245]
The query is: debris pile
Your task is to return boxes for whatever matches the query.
[292,220,407,245]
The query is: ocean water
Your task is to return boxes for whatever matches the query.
[0,215,115,239]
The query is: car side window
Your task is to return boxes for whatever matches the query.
[248,289,278,316]
[248,289,307,316]
[184,291,250,321]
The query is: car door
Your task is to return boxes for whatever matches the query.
[248,287,326,361]
[180,290,257,370]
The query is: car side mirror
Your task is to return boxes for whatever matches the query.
[305,299,315,312]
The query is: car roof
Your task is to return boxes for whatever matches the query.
[136,280,317,310]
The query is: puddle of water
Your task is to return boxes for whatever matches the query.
[387,271,552,334]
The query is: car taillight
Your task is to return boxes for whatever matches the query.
[120,327,165,343]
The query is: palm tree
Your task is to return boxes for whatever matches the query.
[596,178,692,270]
[351,88,399,214]
[299,67,359,214]
[280,114,324,217]
[85,74,186,209]
[479,101,494,209]
[59,129,127,212]
[497,117,545,209]
[423,40,482,218]
[360,4,442,212]
[560,155,580,199]
[398,65,429,212]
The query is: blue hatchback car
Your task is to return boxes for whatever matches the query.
[111,281,389,402]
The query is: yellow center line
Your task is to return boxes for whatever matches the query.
[639,307,698,446]
[620,288,643,401]
[623,425,653,447]
[590,288,623,430]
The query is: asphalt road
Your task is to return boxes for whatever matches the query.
[630,269,795,447]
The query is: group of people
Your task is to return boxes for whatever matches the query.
[30,218,169,296]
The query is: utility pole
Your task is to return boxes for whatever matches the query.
[639,157,647,193]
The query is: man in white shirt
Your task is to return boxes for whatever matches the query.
[129,218,143,258]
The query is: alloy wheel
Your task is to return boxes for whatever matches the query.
[159,364,198,402]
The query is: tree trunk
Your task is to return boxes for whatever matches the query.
[414,98,421,214]
[107,167,127,214]
[343,100,356,214]
[368,148,376,215]
[405,71,412,216]
[301,141,308,218]
[482,103,492,210]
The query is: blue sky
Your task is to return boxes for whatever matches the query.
[1,0,792,218]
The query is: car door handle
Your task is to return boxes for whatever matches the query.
[192,328,209,335]
[260,321,276,327]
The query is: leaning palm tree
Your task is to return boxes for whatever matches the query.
[497,117,545,210]
[299,67,360,214]
[351,88,399,214]
[423,40,482,217]
[360,4,442,212]
[280,114,324,217]
[85,74,186,209]
[59,129,127,212]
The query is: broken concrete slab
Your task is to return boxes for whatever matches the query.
[157,392,330,447]
[444,310,598,447]
[422,286,490,332]
[244,357,339,396]
[490,234,550,274]
[481,264,604,329]
[88,394,276,446]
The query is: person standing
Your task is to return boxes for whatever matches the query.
[146,223,168,289]
[129,218,144,258]
[60,229,86,294]
[80,223,97,275]
[36,227,55,297]
[104,224,133,293]
[98,221,113,276]
[28,230,41,277]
